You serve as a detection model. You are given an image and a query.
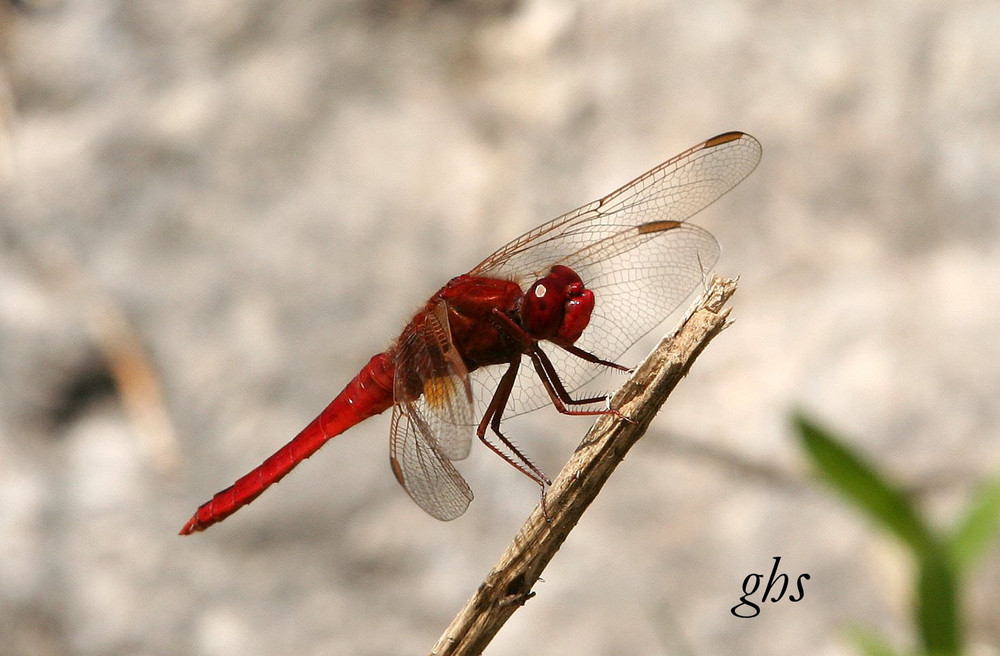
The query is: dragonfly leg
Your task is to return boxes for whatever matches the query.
[558,343,631,373]
[531,347,634,423]
[527,344,621,416]
[477,360,554,521]
[476,358,552,490]
[490,307,624,415]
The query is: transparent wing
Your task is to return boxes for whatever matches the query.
[467,132,760,416]
[389,405,473,521]
[389,300,477,520]
[392,300,475,460]
[471,132,759,282]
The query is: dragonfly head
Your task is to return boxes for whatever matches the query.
[519,265,594,347]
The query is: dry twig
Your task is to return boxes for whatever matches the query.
[430,276,738,655]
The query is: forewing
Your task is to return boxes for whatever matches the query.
[392,300,475,460]
[466,132,760,416]
[389,405,473,521]
[470,132,760,283]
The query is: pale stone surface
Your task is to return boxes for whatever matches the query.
[1,1,997,654]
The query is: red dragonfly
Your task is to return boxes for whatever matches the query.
[180,131,761,534]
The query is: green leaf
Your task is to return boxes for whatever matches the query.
[915,551,962,655]
[847,627,901,656]
[949,475,1000,574]
[792,412,935,556]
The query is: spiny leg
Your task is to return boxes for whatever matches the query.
[559,342,631,373]
[529,345,611,413]
[490,306,627,414]
[530,346,633,423]
[477,357,552,518]
[477,358,551,487]
[529,339,633,424]
[530,343,639,425]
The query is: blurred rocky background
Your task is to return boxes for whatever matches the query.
[1,1,998,654]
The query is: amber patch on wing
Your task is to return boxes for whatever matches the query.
[704,131,745,148]
[638,220,683,234]
[423,376,456,409]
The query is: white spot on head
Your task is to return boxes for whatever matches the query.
[534,284,547,298]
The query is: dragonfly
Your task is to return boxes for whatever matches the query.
[180,131,761,534]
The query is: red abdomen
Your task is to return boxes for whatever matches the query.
[180,353,395,534]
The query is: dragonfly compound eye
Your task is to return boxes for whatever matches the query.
[520,265,595,345]
[521,279,564,339]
